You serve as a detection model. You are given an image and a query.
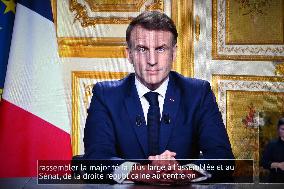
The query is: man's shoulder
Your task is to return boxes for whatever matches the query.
[267,138,282,146]
[170,71,209,89]
[93,73,134,93]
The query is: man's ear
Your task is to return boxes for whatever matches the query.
[172,44,177,60]
[125,46,133,64]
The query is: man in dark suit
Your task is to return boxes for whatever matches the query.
[83,11,234,184]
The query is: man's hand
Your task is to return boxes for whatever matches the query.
[148,150,176,160]
[148,150,178,170]
[271,162,284,170]
[279,162,284,170]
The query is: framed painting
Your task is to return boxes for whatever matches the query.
[212,0,284,60]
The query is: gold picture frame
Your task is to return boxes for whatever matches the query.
[212,0,284,60]
[51,0,194,77]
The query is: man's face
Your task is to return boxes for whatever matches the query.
[126,26,177,90]
[279,124,284,140]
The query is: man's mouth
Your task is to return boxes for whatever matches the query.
[146,69,159,74]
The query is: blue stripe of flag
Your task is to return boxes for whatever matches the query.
[18,0,53,22]
[0,0,16,89]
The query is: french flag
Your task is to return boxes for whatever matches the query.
[0,0,72,177]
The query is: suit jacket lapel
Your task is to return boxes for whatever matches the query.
[124,75,148,157]
[160,73,181,153]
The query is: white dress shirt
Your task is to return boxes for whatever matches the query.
[135,76,169,122]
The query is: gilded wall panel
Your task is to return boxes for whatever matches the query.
[226,0,284,44]
[227,90,284,178]
[72,71,128,155]
[212,0,284,60]
[212,74,284,179]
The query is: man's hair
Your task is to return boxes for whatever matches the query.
[278,117,284,129]
[126,11,178,47]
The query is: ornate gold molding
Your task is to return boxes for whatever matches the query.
[83,0,164,12]
[195,15,200,42]
[212,0,284,60]
[58,37,126,57]
[275,63,284,76]
[172,0,194,77]
[72,71,128,155]
[69,0,163,27]
[85,0,147,12]
[82,82,93,110]
[145,0,164,11]
[212,0,218,58]
[70,0,131,26]
[212,74,284,101]
[51,0,57,33]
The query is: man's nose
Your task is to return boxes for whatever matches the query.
[147,49,157,66]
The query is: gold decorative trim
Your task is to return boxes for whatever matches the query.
[59,46,126,58]
[85,0,147,12]
[146,0,164,11]
[275,63,284,75]
[70,0,131,27]
[58,37,126,58]
[58,37,125,45]
[195,15,200,42]
[72,71,128,155]
[172,0,194,77]
[58,37,126,57]
[212,0,218,59]
[212,0,284,61]
[51,0,57,37]
[212,74,284,101]
[82,0,165,12]
[69,0,163,27]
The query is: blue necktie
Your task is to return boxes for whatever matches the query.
[144,92,160,156]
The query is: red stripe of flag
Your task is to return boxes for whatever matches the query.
[0,100,72,177]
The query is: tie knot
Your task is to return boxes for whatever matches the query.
[144,92,159,106]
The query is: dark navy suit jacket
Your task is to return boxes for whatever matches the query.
[83,71,234,160]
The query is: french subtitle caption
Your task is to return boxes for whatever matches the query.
[37,160,253,184]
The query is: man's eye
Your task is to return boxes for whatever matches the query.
[157,47,165,53]
[137,47,146,52]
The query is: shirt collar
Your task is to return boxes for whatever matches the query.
[135,76,169,99]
